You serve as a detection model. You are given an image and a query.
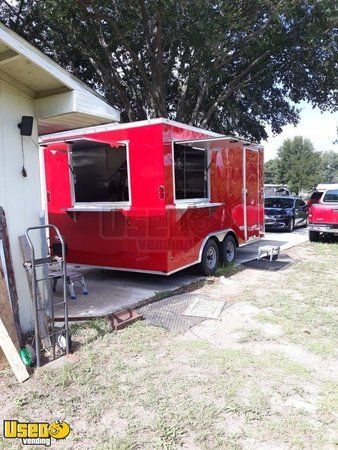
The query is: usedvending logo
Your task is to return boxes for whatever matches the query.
[3,419,71,446]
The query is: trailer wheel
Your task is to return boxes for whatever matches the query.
[199,239,219,276]
[309,230,320,242]
[220,235,237,264]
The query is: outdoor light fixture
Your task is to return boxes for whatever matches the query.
[18,116,34,136]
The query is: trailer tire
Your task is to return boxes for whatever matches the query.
[309,230,320,242]
[199,239,219,276]
[219,235,237,265]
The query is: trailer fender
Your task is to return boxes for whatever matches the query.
[198,229,238,263]
[221,230,239,248]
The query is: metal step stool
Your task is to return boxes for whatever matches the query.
[257,245,280,261]
[51,270,88,300]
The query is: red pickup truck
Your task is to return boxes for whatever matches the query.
[308,184,338,241]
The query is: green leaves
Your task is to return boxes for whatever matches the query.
[266,136,324,194]
[1,0,336,140]
[264,159,279,184]
[321,150,338,183]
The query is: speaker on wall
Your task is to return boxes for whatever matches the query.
[18,116,34,136]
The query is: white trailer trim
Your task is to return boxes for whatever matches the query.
[171,140,211,205]
[67,139,132,209]
[39,118,222,144]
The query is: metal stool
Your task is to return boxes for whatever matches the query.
[51,270,88,300]
[257,245,280,261]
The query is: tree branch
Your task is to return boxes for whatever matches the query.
[201,51,271,127]
[211,0,284,72]
[190,79,208,124]
[154,4,166,115]
[79,0,158,113]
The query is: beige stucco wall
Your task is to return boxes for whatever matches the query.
[0,76,43,332]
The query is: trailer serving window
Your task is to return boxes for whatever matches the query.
[70,139,129,205]
[174,143,208,201]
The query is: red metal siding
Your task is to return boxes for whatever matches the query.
[166,143,246,273]
[44,121,264,274]
[45,124,170,272]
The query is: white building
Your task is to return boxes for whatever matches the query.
[0,23,119,332]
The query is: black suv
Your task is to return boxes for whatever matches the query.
[264,196,308,232]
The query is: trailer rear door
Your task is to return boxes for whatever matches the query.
[173,137,263,243]
[244,148,261,241]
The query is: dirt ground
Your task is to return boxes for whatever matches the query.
[0,241,337,449]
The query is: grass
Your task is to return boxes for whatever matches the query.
[318,380,338,414]
[237,327,266,343]
[215,262,240,277]
[0,242,337,449]
[0,323,334,449]
[251,244,338,356]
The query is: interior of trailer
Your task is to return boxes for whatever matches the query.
[173,143,209,202]
[69,139,130,207]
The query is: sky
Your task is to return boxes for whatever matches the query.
[262,101,338,161]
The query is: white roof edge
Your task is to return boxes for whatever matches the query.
[0,23,120,120]
[316,183,338,190]
[39,117,263,148]
[176,136,263,148]
[161,118,222,136]
[39,118,219,142]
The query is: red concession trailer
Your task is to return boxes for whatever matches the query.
[41,119,264,276]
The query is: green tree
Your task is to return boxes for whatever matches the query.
[264,159,279,184]
[321,150,338,183]
[0,1,336,140]
[277,137,323,194]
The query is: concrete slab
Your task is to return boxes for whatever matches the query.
[41,353,80,370]
[53,267,201,320]
[235,228,308,264]
[53,228,308,321]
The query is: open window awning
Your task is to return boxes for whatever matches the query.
[175,136,263,151]
[0,24,120,134]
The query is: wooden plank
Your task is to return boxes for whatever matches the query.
[0,265,21,368]
[0,267,25,377]
[19,235,51,351]
[0,318,29,382]
[0,207,23,346]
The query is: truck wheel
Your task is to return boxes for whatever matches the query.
[199,239,219,276]
[309,230,320,242]
[220,235,237,264]
[287,217,294,232]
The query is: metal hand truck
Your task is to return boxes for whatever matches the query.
[23,225,70,367]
